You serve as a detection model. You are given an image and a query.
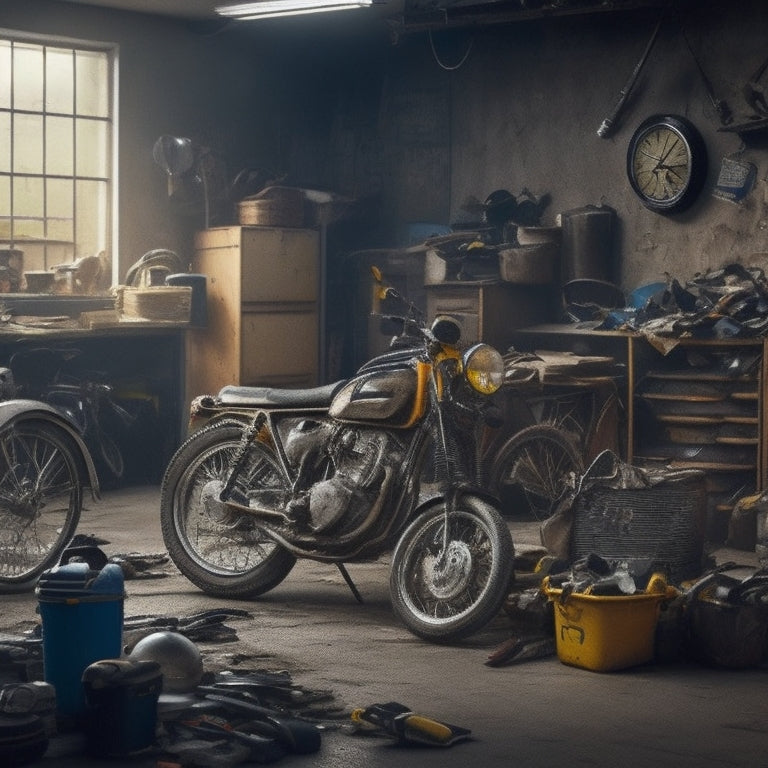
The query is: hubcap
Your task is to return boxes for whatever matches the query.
[428,540,473,600]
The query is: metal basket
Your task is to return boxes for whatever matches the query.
[571,451,706,584]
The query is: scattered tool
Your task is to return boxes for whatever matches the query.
[197,688,322,755]
[350,702,471,747]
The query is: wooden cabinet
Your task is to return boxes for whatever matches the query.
[510,324,768,543]
[186,226,320,404]
[426,280,554,352]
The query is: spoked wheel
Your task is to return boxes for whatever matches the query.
[389,495,514,643]
[489,424,583,521]
[0,422,82,590]
[160,423,296,599]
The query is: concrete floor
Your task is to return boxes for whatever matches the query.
[2,485,767,768]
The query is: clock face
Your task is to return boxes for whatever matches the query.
[627,115,707,213]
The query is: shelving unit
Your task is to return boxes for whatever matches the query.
[509,324,767,543]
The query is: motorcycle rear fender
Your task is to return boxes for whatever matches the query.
[0,399,101,498]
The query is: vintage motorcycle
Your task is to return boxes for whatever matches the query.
[160,270,515,642]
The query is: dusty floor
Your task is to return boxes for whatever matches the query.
[1,485,766,768]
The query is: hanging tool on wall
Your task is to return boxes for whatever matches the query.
[741,52,768,118]
[680,19,732,126]
[596,4,669,138]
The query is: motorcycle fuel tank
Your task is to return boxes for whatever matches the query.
[329,366,421,426]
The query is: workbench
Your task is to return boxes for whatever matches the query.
[0,317,189,486]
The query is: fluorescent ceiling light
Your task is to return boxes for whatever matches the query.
[216,0,374,20]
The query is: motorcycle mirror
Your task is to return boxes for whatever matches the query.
[153,135,195,177]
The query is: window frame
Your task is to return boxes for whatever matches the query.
[0,27,119,285]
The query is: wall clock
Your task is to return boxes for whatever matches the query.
[626,114,708,213]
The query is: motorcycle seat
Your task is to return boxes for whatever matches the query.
[216,381,347,408]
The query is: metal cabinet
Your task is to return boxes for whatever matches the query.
[186,226,320,404]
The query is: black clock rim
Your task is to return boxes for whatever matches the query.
[626,114,708,213]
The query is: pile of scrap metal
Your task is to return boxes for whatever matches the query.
[487,451,768,670]
[595,263,768,342]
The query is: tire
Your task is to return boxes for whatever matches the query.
[160,422,296,599]
[389,495,514,643]
[95,430,124,481]
[0,421,82,589]
[489,424,583,521]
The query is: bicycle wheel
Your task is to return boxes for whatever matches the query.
[0,421,82,589]
[489,424,583,521]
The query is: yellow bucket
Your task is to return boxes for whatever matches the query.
[543,574,676,672]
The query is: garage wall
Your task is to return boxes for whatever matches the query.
[5,1,768,299]
[269,1,768,294]
[444,2,768,292]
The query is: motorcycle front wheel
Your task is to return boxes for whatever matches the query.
[160,422,296,599]
[389,495,514,643]
[0,421,82,589]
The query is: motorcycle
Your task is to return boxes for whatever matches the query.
[160,268,515,642]
[0,365,100,590]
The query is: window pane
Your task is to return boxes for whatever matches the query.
[46,178,74,242]
[13,44,44,112]
[13,176,44,218]
[46,116,74,176]
[76,118,108,177]
[13,114,43,174]
[0,177,9,238]
[76,179,107,255]
[0,42,10,109]
[75,50,109,118]
[14,217,44,240]
[0,113,9,173]
[46,47,74,115]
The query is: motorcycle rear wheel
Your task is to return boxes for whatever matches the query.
[160,422,296,599]
[0,421,82,589]
[389,495,514,642]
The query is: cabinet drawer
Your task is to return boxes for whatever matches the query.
[241,310,318,385]
[241,228,318,303]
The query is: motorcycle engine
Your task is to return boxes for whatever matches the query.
[285,421,405,534]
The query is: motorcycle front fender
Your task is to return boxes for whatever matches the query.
[0,399,101,498]
[411,483,503,517]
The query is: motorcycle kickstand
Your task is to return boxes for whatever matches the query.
[336,563,364,604]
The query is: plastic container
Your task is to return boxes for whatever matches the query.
[82,659,162,757]
[165,273,208,327]
[36,563,125,718]
[543,575,673,672]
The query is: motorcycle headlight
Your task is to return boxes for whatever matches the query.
[462,343,504,395]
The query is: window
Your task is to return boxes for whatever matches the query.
[0,31,116,282]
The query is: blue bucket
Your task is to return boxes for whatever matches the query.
[36,563,125,718]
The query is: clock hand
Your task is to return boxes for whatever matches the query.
[639,147,663,163]
[658,136,681,166]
